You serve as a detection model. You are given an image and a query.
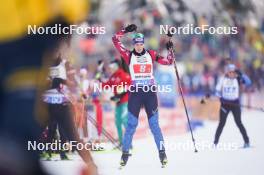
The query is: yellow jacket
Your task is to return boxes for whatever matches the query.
[0,0,89,42]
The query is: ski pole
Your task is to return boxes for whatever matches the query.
[167,32,198,153]
[85,112,122,151]
[62,91,122,151]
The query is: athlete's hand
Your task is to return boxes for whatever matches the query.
[124,24,137,33]
[166,41,173,50]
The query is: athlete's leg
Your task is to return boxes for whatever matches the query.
[115,104,123,144]
[46,110,58,143]
[231,106,249,144]
[144,91,165,151]
[49,104,69,159]
[122,92,142,152]
[214,104,229,144]
[46,104,58,157]
[120,102,128,130]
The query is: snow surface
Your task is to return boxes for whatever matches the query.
[42,109,264,175]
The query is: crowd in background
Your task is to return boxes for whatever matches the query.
[2,0,263,174]
[72,0,264,97]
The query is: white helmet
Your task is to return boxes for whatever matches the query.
[225,64,236,73]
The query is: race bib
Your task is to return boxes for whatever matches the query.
[222,78,239,100]
[43,90,66,104]
[129,51,154,85]
[133,64,152,73]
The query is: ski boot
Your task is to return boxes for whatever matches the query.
[159,150,168,168]
[119,151,130,168]
[243,142,250,148]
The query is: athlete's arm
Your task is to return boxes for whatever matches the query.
[215,76,224,98]
[148,49,174,65]
[236,70,252,87]
[112,29,131,64]
[112,24,137,64]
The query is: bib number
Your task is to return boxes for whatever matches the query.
[44,96,64,104]
[133,64,151,73]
